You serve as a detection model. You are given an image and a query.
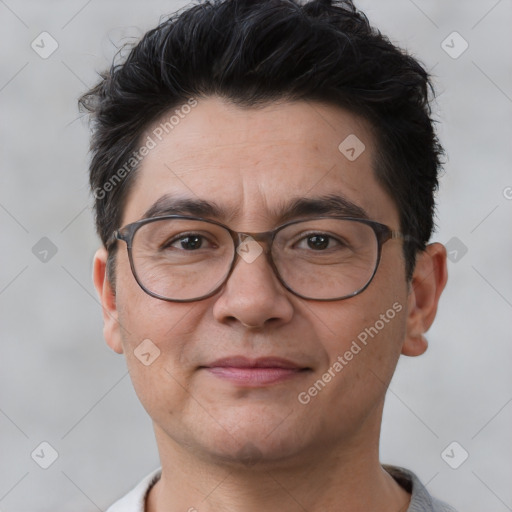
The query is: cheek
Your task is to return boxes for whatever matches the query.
[114,263,198,416]
[117,309,198,427]
[298,282,407,421]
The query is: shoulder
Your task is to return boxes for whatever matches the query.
[384,465,458,512]
[105,468,162,512]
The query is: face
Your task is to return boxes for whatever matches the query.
[94,96,444,468]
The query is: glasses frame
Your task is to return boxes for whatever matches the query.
[109,214,405,303]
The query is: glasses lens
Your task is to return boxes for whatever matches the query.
[131,218,234,301]
[273,219,378,300]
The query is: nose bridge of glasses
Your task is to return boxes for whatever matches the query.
[228,230,283,295]
[234,230,274,252]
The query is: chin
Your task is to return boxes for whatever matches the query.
[194,416,311,468]
[206,439,304,470]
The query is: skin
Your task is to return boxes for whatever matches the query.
[93,96,447,512]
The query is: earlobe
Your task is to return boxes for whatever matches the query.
[401,243,448,357]
[93,247,124,354]
[401,332,428,357]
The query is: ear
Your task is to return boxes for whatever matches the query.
[93,247,124,354]
[402,242,448,357]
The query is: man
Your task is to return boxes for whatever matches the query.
[80,0,455,510]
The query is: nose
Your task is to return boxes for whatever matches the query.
[212,239,294,329]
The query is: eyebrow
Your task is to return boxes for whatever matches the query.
[140,193,369,225]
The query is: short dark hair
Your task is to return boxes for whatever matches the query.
[79,0,443,284]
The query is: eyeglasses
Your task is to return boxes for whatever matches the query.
[110,215,405,302]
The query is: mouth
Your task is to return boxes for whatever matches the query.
[200,356,312,387]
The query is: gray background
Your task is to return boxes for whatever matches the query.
[1,0,511,510]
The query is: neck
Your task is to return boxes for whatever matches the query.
[145,417,410,512]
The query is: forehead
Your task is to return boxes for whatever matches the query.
[121,97,399,229]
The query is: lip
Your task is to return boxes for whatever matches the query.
[201,356,311,386]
